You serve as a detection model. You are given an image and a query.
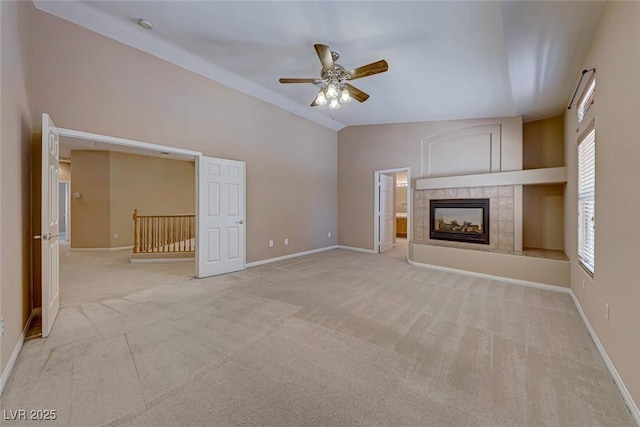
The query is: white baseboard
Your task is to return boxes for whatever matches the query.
[70,245,133,251]
[246,245,338,268]
[569,291,640,426]
[337,245,376,254]
[407,259,571,294]
[0,310,34,396]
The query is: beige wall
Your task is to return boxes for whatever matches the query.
[564,1,640,409]
[522,184,564,251]
[70,151,111,248]
[109,152,195,247]
[30,9,337,262]
[70,150,195,248]
[58,162,70,181]
[523,116,564,169]
[410,243,570,287]
[0,0,33,379]
[337,117,522,250]
[522,117,565,251]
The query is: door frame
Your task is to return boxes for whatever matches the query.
[373,167,412,255]
[55,127,208,275]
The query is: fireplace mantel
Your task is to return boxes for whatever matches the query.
[416,167,566,190]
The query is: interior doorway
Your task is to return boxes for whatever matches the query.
[34,114,247,338]
[373,167,411,258]
[54,127,248,279]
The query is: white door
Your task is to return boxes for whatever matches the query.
[39,114,60,337]
[197,156,246,278]
[379,173,394,253]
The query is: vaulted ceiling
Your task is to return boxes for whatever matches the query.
[35,1,606,131]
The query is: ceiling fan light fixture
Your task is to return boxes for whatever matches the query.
[326,83,338,99]
[340,87,351,103]
[279,43,388,110]
[315,90,327,105]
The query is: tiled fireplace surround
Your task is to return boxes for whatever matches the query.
[413,185,515,252]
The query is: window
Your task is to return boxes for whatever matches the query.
[578,128,595,274]
[578,77,595,123]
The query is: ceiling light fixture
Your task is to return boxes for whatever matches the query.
[137,19,153,30]
[280,44,387,108]
[313,51,352,109]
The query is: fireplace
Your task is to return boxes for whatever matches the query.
[430,199,490,244]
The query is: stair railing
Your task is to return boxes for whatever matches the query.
[132,209,195,253]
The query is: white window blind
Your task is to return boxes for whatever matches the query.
[578,129,595,274]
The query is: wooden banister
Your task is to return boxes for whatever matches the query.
[132,209,195,254]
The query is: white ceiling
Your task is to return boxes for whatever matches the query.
[35,1,606,131]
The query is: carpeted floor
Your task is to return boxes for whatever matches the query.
[0,241,634,426]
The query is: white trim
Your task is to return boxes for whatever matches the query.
[569,292,640,426]
[69,245,134,252]
[420,124,502,177]
[337,245,376,254]
[415,166,567,190]
[57,128,202,160]
[0,310,34,396]
[407,259,571,294]
[130,258,194,264]
[246,246,337,268]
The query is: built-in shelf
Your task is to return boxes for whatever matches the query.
[416,167,566,190]
[522,247,569,261]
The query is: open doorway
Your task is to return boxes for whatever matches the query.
[373,167,411,259]
[34,115,247,338]
[58,143,198,307]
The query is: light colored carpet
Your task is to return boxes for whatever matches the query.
[1,240,634,426]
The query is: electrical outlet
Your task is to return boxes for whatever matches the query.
[284,238,289,246]
[0,318,4,337]
[269,240,274,247]
[328,232,332,238]
[114,233,119,239]
[604,303,609,321]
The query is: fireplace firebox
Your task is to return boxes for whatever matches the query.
[430,199,490,244]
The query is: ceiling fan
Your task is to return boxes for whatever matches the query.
[279,44,388,109]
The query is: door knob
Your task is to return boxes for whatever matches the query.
[236,220,244,224]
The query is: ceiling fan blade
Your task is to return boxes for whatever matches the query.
[279,78,319,84]
[314,44,335,71]
[347,60,389,80]
[346,84,370,102]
